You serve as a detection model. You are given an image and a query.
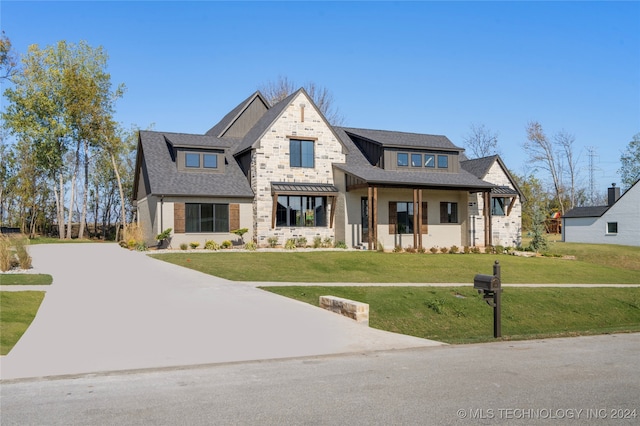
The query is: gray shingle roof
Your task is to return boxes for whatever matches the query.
[460,155,498,179]
[163,132,232,149]
[333,128,494,190]
[564,206,609,218]
[137,130,254,198]
[338,127,463,151]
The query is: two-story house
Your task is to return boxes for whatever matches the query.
[133,88,523,250]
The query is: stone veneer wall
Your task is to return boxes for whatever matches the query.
[469,161,522,247]
[252,92,346,247]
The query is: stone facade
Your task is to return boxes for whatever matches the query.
[468,161,522,247]
[252,92,346,246]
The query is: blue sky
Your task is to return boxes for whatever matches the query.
[2,1,639,195]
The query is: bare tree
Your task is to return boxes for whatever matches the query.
[259,76,345,126]
[554,130,579,209]
[462,123,500,158]
[524,121,566,214]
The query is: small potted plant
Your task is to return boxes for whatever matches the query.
[156,228,172,249]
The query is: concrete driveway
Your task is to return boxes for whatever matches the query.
[0,244,441,380]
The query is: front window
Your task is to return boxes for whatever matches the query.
[397,153,409,167]
[424,154,435,168]
[607,222,618,234]
[437,155,448,169]
[396,202,414,234]
[440,202,458,223]
[185,153,200,168]
[186,203,229,232]
[203,154,218,169]
[290,139,314,168]
[491,197,507,216]
[276,196,327,227]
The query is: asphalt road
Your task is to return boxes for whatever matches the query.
[2,333,639,425]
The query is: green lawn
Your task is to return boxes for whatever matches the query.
[0,274,53,285]
[0,291,45,355]
[150,246,640,284]
[263,286,640,343]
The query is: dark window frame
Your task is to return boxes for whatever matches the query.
[491,197,508,216]
[276,195,327,227]
[290,139,315,168]
[606,222,618,234]
[440,202,458,223]
[397,152,409,167]
[185,203,229,233]
[396,201,414,234]
[424,154,435,168]
[437,155,449,169]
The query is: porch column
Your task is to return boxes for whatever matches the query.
[483,191,492,247]
[418,189,423,249]
[413,189,418,249]
[368,186,373,250]
[373,186,378,248]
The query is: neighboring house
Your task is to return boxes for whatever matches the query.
[133,88,524,250]
[563,181,640,246]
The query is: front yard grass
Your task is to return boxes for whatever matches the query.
[0,291,45,355]
[151,248,640,284]
[263,286,640,343]
[0,274,53,285]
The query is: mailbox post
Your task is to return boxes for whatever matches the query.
[474,260,502,338]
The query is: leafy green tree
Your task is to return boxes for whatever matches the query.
[619,133,640,191]
[513,173,549,232]
[0,31,19,81]
[2,40,124,239]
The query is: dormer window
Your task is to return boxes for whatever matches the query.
[397,153,409,167]
[424,154,435,168]
[178,150,224,172]
[438,155,448,169]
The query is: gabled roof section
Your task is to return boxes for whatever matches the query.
[134,130,254,199]
[339,127,463,151]
[205,91,270,138]
[461,155,525,201]
[332,128,493,190]
[233,89,300,156]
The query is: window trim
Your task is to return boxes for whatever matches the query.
[606,222,618,235]
[397,152,409,167]
[437,155,449,169]
[178,150,224,173]
[491,197,507,216]
[424,154,435,168]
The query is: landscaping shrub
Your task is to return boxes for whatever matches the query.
[323,237,333,248]
[204,240,219,250]
[135,242,147,252]
[180,243,188,250]
[449,245,459,254]
[221,240,232,249]
[440,246,449,254]
[313,236,322,248]
[484,245,494,254]
[393,245,403,253]
[417,246,426,254]
[429,246,439,254]
[245,241,257,251]
[295,237,307,248]
[495,245,505,254]
[285,239,296,250]
[405,246,416,253]
[471,246,481,254]
[267,236,278,248]
[463,246,471,254]
[334,241,348,249]
[189,242,200,249]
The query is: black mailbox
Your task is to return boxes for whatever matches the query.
[474,274,500,291]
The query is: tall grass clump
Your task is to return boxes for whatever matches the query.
[0,236,13,272]
[123,223,145,249]
[13,237,32,269]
